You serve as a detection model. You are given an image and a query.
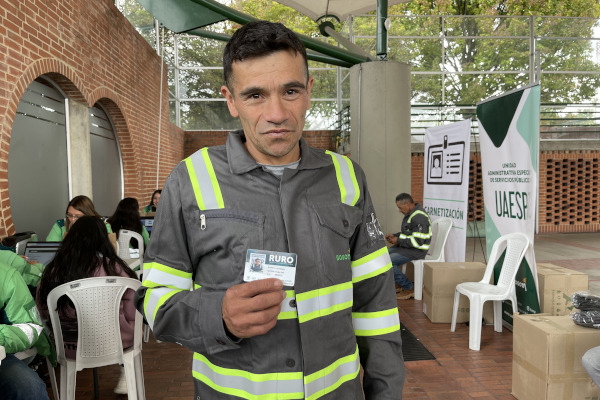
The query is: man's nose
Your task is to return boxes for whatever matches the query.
[265,97,288,124]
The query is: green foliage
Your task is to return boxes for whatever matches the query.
[119,0,600,129]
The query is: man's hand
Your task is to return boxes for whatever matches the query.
[385,234,398,246]
[222,278,286,339]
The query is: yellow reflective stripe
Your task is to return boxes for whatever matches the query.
[143,287,180,330]
[201,147,225,208]
[304,346,360,400]
[185,156,205,210]
[351,247,392,283]
[142,261,192,290]
[296,282,353,324]
[193,352,304,399]
[186,147,225,210]
[352,308,401,336]
[278,290,298,320]
[326,151,360,206]
[407,210,430,223]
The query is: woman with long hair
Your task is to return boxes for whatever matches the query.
[37,216,137,394]
[142,189,161,213]
[108,197,149,248]
[45,195,113,241]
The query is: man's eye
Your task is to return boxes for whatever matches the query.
[286,89,299,95]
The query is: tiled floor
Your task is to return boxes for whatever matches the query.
[43,232,600,399]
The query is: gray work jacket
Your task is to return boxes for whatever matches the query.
[135,131,405,399]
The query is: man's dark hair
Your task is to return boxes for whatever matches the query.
[223,20,309,91]
[395,193,414,204]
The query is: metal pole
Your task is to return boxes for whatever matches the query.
[376,0,388,60]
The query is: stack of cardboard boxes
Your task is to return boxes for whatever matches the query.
[512,263,597,400]
[420,260,598,399]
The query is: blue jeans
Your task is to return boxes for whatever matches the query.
[388,248,414,290]
[0,354,49,400]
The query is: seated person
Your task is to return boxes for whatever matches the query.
[37,216,138,394]
[107,197,150,249]
[46,195,113,241]
[0,263,53,400]
[0,249,44,288]
[142,189,161,213]
[385,193,432,299]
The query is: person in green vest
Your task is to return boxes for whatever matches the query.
[0,263,55,400]
[46,195,112,241]
[142,189,161,213]
[0,250,44,288]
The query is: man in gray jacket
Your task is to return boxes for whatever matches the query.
[136,20,405,399]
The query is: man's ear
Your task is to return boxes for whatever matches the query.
[221,85,239,118]
[305,76,314,110]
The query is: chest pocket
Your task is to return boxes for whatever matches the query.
[313,203,363,284]
[192,208,265,288]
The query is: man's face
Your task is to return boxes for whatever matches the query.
[396,201,412,215]
[221,50,313,165]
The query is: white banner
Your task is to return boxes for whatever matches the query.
[477,84,541,323]
[423,119,471,262]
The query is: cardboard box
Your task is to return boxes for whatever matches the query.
[512,314,600,400]
[537,263,588,316]
[422,262,493,323]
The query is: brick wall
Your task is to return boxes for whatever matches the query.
[0,0,181,236]
[184,130,336,158]
[186,130,600,234]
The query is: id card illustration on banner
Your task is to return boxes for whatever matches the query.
[244,249,297,287]
[427,135,466,185]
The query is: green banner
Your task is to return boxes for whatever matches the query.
[477,84,541,326]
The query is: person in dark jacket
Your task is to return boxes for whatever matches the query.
[386,193,432,299]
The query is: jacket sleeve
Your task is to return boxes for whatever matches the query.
[46,221,64,242]
[134,166,237,355]
[0,268,44,354]
[396,212,431,251]
[350,168,405,399]
[0,251,43,287]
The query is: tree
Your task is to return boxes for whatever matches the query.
[386,0,600,106]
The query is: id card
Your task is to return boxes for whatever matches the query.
[244,249,297,287]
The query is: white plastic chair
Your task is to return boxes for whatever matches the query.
[117,229,145,275]
[409,217,453,300]
[47,277,146,400]
[450,232,530,351]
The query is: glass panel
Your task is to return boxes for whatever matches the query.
[388,16,442,37]
[535,17,599,38]
[445,38,530,72]
[177,35,227,67]
[117,0,156,48]
[352,16,378,37]
[445,16,530,37]
[178,69,224,99]
[444,72,529,105]
[388,38,443,71]
[540,73,600,104]
[537,39,600,72]
[306,100,338,130]
[411,74,442,104]
[9,80,69,239]
[179,101,239,131]
[310,69,338,99]
[90,105,123,217]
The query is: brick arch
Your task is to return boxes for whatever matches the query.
[0,60,88,237]
[93,96,142,202]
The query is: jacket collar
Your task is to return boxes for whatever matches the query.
[226,130,332,175]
